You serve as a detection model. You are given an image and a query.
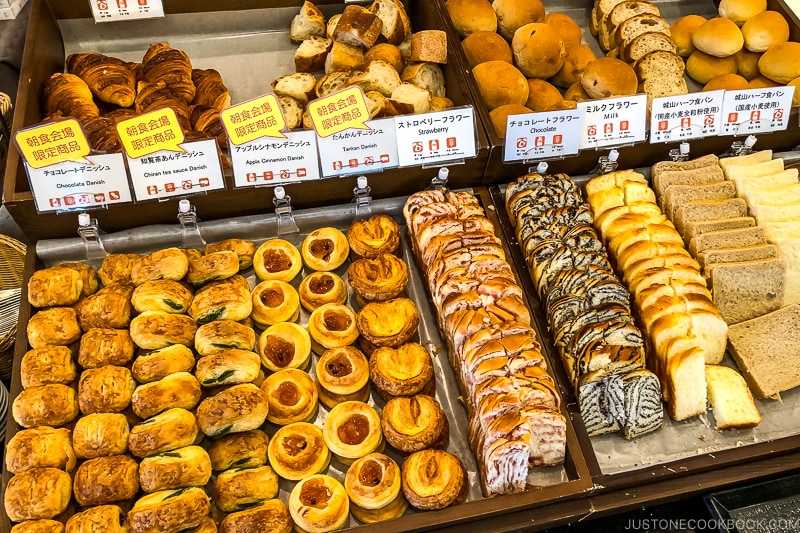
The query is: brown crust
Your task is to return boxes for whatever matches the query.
[308,303,360,351]
[132,372,202,419]
[12,384,79,429]
[4,468,72,522]
[21,345,78,388]
[129,311,198,351]
[208,429,270,471]
[73,455,140,506]
[369,342,434,399]
[347,214,402,259]
[127,487,210,533]
[356,297,419,349]
[381,395,449,453]
[401,449,467,510]
[72,413,130,459]
[128,407,200,458]
[220,499,293,533]
[195,383,269,438]
[27,306,82,349]
[347,253,409,302]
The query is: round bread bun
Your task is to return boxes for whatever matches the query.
[692,17,743,57]
[461,31,513,68]
[489,104,533,138]
[671,14,707,57]
[493,0,545,41]
[512,23,566,79]
[742,11,789,52]
[735,48,762,79]
[580,57,637,98]
[564,80,591,102]
[445,0,497,37]
[748,74,781,88]
[544,12,582,50]
[525,78,563,111]
[759,42,800,83]
[549,43,595,88]
[719,0,767,26]
[472,60,529,110]
[788,77,800,107]
[703,73,750,91]
[686,51,738,84]
[364,44,405,74]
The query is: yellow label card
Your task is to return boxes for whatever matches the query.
[307,86,371,138]
[117,107,185,159]
[14,118,91,169]
[220,94,287,145]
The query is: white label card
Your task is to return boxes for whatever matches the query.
[26,153,132,213]
[89,0,164,22]
[230,130,320,187]
[720,87,796,135]
[578,94,648,149]
[394,107,477,167]
[317,118,398,178]
[503,109,584,162]
[649,90,724,143]
[127,139,225,201]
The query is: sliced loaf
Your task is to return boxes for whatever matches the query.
[684,216,756,241]
[653,165,724,200]
[634,50,685,81]
[705,365,761,430]
[662,181,736,220]
[674,198,749,237]
[719,150,774,175]
[698,244,778,272]
[622,31,677,63]
[688,226,767,256]
[709,257,786,324]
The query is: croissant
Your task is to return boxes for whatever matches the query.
[142,42,196,103]
[42,72,100,120]
[190,104,228,147]
[104,107,139,124]
[136,80,191,132]
[67,52,137,108]
[80,115,122,152]
[192,69,230,110]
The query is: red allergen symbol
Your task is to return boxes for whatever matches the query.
[516,137,527,149]
[412,141,423,153]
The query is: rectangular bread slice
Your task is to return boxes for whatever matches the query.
[688,226,767,256]
[698,244,778,272]
[746,183,800,208]
[652,153,719,179]
[771,237,800,306]
[622,31,677,63]
[653,165,724,201]
[663,181,736,221]
[684,216,756,242]
[705,365,761,430]
[709,257,786,324]
[724,157,785,182]
[735,170,800,201]
[755,203,800,224]
[719,150,773,174]
[674,198,749,238]
[727,304,800,398]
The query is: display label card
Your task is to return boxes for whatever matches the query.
[317,117,398,177]
[649,90,724,143]
[503,109,583,162]
[578,94,648,149]
[308,86,371,138]
[127,139,224,201]
[395,107,476,167]
[90,0,165,22]
[117,107,185,159]
[230,130,320,187]
[720,87,796,135]
[26,153,131,213]
[14,118,91,169]
[220,94,286,145]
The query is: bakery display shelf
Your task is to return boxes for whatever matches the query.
[0,190,593,532]
[486,150,800,495]
[4,0,490,242]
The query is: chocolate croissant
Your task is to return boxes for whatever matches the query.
[67,52,137,108]
[142,42,196,103]
[80,115,123,152]
[192,68,230,110]
[42,72,100,120]
[136,80,191,132]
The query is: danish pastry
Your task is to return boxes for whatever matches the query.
[188,274,253,324]
[131,279,194,314]
[67,51,136,106]
[205,238,256,270]
[308,303,359,354]
[258,322,312,371]
[42,72,99,120]
[20,345,77,389]
[78,284,134,330]
[130,247,190,285]
[251,279,300,327]
[11,519,65,533]
[401,449,468,510]
[213,465,279,513]
[357,297,419,355]
[72,412,130,459]
[78,328,135,369]
[130,310,197,350]
[27,265,83,308]
[78,365,136,415]
[60,262,100,297]
[299,271,348,312]
[196,383,269,437]
[253,239,303,282]
[128,487,211,533]
[12,384,79,428]
[27,307,82,349]
[128,407,200,458]
[301,227,349,271]
[219,499,292,533]
[132,371,202,419]
[381,394,449,453]
[195,349,261,387]
[187,250,240,286]
[131,344,196,384]
[347,253,409,304]
[345,453,408,523]
[288,475,349,533]
[369,342,435,400]
[262,368,319,425]
[323,400,383,464]
[5,426,76,474]
[267,422,330,480]
[316,346,371,408]
[195,319,256,355]
[347,214,401,259]
[3,468,72,522]
[98,253,140,286]
[139,445,212,493]
[208,429,270,471]
[73,454,140,506]
[64,505,128,533]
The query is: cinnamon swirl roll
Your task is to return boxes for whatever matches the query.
[299,271,348,312]
[251,280,300,327]
[345,453,408,524]
[301,227,349,272]
[369,342,435,401]
[381,395,449,453]
[347,214,401,259]
[288,475,349,533]
[316,346,371,408]
[258,322,312,372]
[347,253,409,305]
[267,422,331,480]
[262,368,318,425]
[219,499,292,533]
[356,297,419,356]
[307,303,359,354]
[253,239,303,282]
[401,449,468,510]
[323,400,383,465]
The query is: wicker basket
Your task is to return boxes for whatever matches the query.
[0,235,26,381]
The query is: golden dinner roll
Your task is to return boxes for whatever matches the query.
[581,57,637,98]
[748,74,781,87]
[494,0,545,41]
[512,23,566,79]
[489,104,533,138]
[759,42,800,83]
[14,520,65,533]
[65,505,128,533]
[130,247,189,285]
[195,349,260,388]
[131,279,194,314]
[20,345,77,388]
[461,31,512,68]
[251,279,300,327]
[219,500,292,533]
[268,422,330,480]
[188,274,253,324]
[208,429,270,471]
[186,250,240,287]
[253,239,302,282]
[73,455,139,507]
[132,371,202,419]
[78,284,134,330]
[735,48,762,79]
[381,394,449,453]
[5,426,76,474]
[73,412,130,458]
[27,307,82,349]
[262,368,318,425]
[289,475,349,533]
[445,0,497,37]
[78,365,136,415]
[345,453,407,523]
[78,327,135,369]
[316,345,371,408]
[369,342,435,401]
[130,310,197,350]
[4,468,71,522]
[196,383,269,438]
[741,11,789,52]
[98,253,140,286]
[128,487,211,533]
[308,303,360,353]
[719,0,767,25]
[299,271,348,312]
[131,344,196,384]
[692,17,743,57]
[195,319,256,356]
[671,14,707,57]
[60,262,99,297]
[258,322,312,372]
[213,465,279,513]
[472,60,529,110]
[525,78,564,111]
[139,445,212,493]
[545,12,582,49]
[565,80,591,102]
[686,51,737,84]
[27,266,83,308]
[12,384,79,428]
[703,73,749,91]
[205,238,257,270]
[128,407,200,458]
[549,43,595,89]
[323,400,384,464]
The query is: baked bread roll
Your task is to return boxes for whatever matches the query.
[692,17,743,57]
[323,400,383,464]
[472,61,528,110]
[671,14,707,57]
[299,271,348,312]
[401,449,467,510]
[258,322,312,372]
[42,72,99,120]
[13,384,79,428]
[758,42,800,84]
[213,465,279,513]
[130,248,189,286]
[208,429,270,471]
[128,487,211,533]
[20,345,77,389]
[461,31,513,68]
[741,11,789,52]
[345,453,407,523]
[195,349,260,388]
[73,412,130,458]
[27,307,82,349]
[369,342,435,400]
[128,408,200,458]
[316,345,371,408]
[67,51,136,107]
[11,520,64,533]
[301,227,349,272]
[308,303,360,354]
[445,0,497,37]
[132,344,196,384]
[268,422,330,480]
[4,468,72,522]
[189,274,253,324]
[512,23,566,79]
[357,297,419,355]
[78,365,136,415]
[205,238,257,270]
[719,0,767,25]
[27,266,83,308]
[261,368,318,425]
[196,383,269,437]
[524,78,563,111]
[381,394,449,453]
[187,251,240,287]
[195,319,256,356]
[489,104,533,138]
[347,253,409,304]
[131,280,194,314]
[130,310,197,350]
[288,475,349,533]
[703,73,749,91]
[550,44,596,89]
[78,328,135,369]
[251,280,300,327]
[64,505,128,533]
[5,426,76,474]
[291,1,326,43]
[581,57,637,98]
[78,284,134,331]
[494,0,545,40]
[73,454,139,506]
[132,372,202,419]
[686,51,738,84]
[219,499,293,533]
[254,239,303,282]
[139,445,212,493]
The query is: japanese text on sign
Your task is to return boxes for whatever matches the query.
[308,86,371,138]
[231,130,321,187]
[90,0,164,22]
[220,94,286,145]
[503,108,583,162]
[117,107,185,159]
[720,87,795,135]
[578,94,647,149]
[318,117,398,177]
[394,107,476,167]
[14,118,91,169]
[649,90,724,143]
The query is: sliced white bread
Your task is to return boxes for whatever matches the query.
[653,165,725,201]
[663,345,706,420]
[705,365,761,430]
[595,202,664,238]
[587,181,657,219]
[636,280,713,313]
[731,168,797,199]
[724,157,786,180]
[617,241,692,272]
[718,150,773,175]
[744,183,800,209]
[662,181,736,220]
[585,169,648,197]
[674,198,749,238]
[688,226,767,256]
[630,266,708,303]
[684,216,756,242]
[755,203,800,225]
[709,257,786,324]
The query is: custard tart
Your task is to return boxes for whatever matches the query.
[186,250,240,286]
[323,400,384,465]
[261,368,319,425]
[253,239,303,282]
[356,297,419,355]
[345,453,408,524]
[316,346,371,408]
[288,474,349,533]
[299,271,348,312]
[131,279,194,314]
[347,214,401,259]
[219,499,293,533]
[301,227,349,271]
[308,303,360,354]
[381,394,449,453]
[401,449,468,510]
[130,247,189,285]
[251,279,300,327]
[347,253,409,305]
[369,342,435,401]
[268,422,331,480]
[258,322,312,372]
